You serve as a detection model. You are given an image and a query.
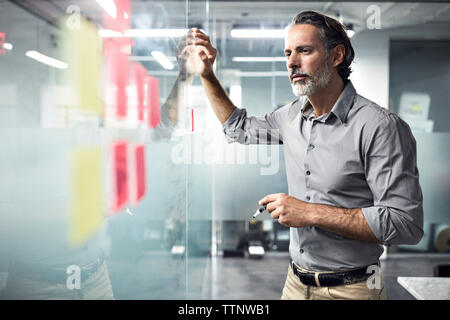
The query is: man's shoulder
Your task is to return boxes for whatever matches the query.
[350,94,405,128]
[352,94,412,139]
[352,94,392,119]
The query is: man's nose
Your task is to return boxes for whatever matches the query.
[287,54,299,70]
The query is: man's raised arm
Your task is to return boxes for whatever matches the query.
[188,28,235,124]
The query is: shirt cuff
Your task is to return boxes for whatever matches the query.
[222,107,246,143]
[361,206,397,245]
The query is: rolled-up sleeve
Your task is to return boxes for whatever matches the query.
[361,114,424,245]
[222,107,283,145]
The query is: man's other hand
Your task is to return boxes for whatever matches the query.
[259,193,314,228]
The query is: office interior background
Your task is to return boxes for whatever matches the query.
[0,0,449,300]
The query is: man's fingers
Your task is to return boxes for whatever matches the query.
[259,193,284,205]
[194,45,216,60]
[191,38,212,48]
[192,30,210,42]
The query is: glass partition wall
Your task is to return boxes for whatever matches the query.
[0,1,449,300]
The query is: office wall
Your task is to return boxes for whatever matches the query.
[350,30,390,109]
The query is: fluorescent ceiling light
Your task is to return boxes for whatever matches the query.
[124,29,187,38]
[231,28,287,38]
[96,0,117,19]
[98,29,123,38]
[232,57,286,62]
[151,51,174,70]
[2,42,13,50]
[25,50,68,69]
[129,55,176,62]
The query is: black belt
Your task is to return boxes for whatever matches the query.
[291,260,375,287]
[10,256,105,285]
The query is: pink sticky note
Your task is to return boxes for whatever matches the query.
[111,141,128,214]
[103,0,131,119]
[103,0,130,33]
[133,62,146,122]
[135,144,146,204]
[103,38,131,119]
[0,32,5,55]
[146,76,160,128]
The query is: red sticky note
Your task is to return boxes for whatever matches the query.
[0,32,5,55]
[146,75,160,128]
[135,145,146,203]
[102,0,131,119]
[103,37,132,119]
[128,144,146,207]
[103,0,130,33]
[111,141,128,214]
[133,62,146,122]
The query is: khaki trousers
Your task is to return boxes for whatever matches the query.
[281,263,387,300]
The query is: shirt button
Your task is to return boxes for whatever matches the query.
[300,249,304,253]
[306,170,311,176]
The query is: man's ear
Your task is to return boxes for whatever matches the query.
[331,44,345,68]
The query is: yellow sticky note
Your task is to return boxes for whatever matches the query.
[69,148,104,246]
[61,16,103,114]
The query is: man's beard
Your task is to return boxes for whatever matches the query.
[290,63,332,97]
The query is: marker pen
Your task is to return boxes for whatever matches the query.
[252,204,267,219]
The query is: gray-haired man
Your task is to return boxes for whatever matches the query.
[181,11,423,300]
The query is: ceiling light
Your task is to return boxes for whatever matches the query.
[129,55,176,62]
[25,50,68,69]
[151,51,174,70]
[232,57,286,62]
[231,28,287,38]
[2,42,13,50]
[96,0,117,19]
[98,29,123,37]
[346,30,355,38]
[124,29,187,38]
[98,29,123,38]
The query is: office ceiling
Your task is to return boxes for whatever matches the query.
[9,1,450,33]
[6,1,450,69]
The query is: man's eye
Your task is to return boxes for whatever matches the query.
[302,49,310,53]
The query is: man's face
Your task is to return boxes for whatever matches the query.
[284,24,332,97]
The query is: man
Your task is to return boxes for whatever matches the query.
[181,11,423,300]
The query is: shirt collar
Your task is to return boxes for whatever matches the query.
[299,81,356,123]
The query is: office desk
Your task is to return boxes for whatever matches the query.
[397,277,450,300]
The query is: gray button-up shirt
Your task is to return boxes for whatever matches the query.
[222,81,424,272]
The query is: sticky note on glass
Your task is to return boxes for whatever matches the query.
[147,75,160,128]
[0,32,5,55]
[102,0,131,119]
[111,141,128,214]
[131,62,146,122]
[61,17,103,114]
[129,144,146,206]
[103,37,131,119]
[70,148,104,246]
[103,0,130,33]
